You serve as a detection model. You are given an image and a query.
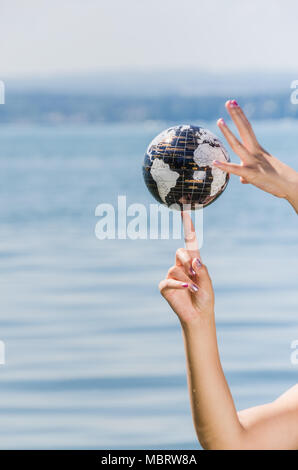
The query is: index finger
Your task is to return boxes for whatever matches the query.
[225,100,259,153]
[181,211,199,253]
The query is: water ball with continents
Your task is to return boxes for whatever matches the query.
[143,125,230,210]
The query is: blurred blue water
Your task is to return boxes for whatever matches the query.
[0,120,297,449]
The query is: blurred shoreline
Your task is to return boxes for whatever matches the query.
[1,92,297,126]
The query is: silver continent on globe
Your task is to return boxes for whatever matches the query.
[143,125,230,210]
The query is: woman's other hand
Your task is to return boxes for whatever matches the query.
[214,100,298,213]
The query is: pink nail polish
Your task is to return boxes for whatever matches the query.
[229,99,239,108]
[195,258,202,268]
[191,284,199,293]
[182,283,188,288]
[190,267,196,276]
[213,160,222,166]
[218,118,226,126]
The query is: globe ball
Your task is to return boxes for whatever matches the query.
[143,125,230,210]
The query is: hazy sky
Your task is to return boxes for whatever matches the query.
[1,0,298,78]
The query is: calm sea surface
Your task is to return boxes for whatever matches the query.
[0,120,297,449]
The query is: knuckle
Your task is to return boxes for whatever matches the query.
[167,266,178,277]
[184,232,196,244]
[176,247,185,257]
[200,263,210,277]
[158,280,166,293]
[176,247,190,263]
[233,140,242,152]
[244,164,256,176]
[244,168,252,177]
[200,263,207,273]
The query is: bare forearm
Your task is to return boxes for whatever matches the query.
[181,314,298,450]
[181,315,244,449]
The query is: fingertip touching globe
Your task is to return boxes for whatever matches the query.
[143,125,230,210]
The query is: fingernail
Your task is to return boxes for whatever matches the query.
[229,99,239,108]
[213,160,222,166]
[190,283,199,293]
[190,267,196,276]
[182,283,188,288]
[195,258,202,268]
[217,118,226,126]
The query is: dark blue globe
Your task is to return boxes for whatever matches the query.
[143,125,230,210]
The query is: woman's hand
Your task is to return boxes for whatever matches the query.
[214,100,298,213]
[159,212,214,326]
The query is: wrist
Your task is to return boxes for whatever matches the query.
[180,311,219,360]
[285,173,298,213]
[180,311,215,333]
